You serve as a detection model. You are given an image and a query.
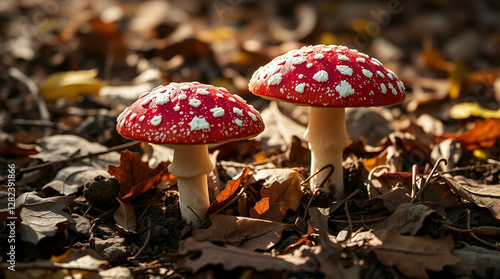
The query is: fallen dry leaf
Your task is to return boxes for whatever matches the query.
[16,192,75,244]
[38,69,103,101]
[177,237,315,274]
[437,118,500,151]
[193,214,292,251]
[384,203,444,235]
[450,242,500,278]
[370,229,461,278]
[41,166,110,196]
[108,150,170,198]
[250,168,304,222]
[206,167,251,216]
[113,198,137,234]
[442,174,500,220]
[365,187,411,213]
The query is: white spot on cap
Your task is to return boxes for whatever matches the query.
[307,63,313,68]
[380,83,387,94]
[174,105,180,111]
[314,53,324,59]
[141,94,155,105]
[337,65,353,76]
[298,74,304,79]
[229,97,236,102]
[179,93,187,100]
[376,71,385,78]
[338,54,349,61]
[295,83,306,93]
[248,112,257,121]
[151,115,162,126]
[130,113,137,121]
[235,119,243,126]
[362,69,373,78]
[210,107,224,117]
[189,116,210,131]
[356,57,366,63]
[388,83,397,95]
[268,73,283,85]
[292,57,306,65]
[233,107,243,116]
[313,70,329,82]
[335,80,355,97]
[189,99,201,107]
[139,115,145,121]
[371,58,383,66]
[321,47,332,52]
[397,80,405,91]
[156,94,169,105]
[197,88,210,95]
[233,94,247,104]
[388,69,398,79]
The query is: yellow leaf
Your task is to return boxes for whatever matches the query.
[448,60,468,100]
[450,102,500,119]
[39,69,103,100]
[473,149,490,160]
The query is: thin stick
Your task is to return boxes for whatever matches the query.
[410,158,447,203]
[9,67,51,137]
[411,164,418,200]
[128,217,152,260]
[366,165,389,199]
[467,209,499,250]
[19,141,141,174]
[302,164,334,220]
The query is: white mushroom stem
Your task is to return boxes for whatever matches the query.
[304,107,350,199]
[168,144,213,226]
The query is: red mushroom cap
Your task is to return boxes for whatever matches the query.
[249,44,405,107]
[117,82,264,144]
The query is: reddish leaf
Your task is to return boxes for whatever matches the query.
[121,167,174,202]
[438,118,500,150]
[108,150,170,197]
[250,168,303,222]
[206,167,251,216]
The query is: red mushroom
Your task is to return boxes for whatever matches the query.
[249,45,405,199]
[117,82,264,226]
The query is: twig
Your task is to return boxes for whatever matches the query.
[9,67,51,137]
[344,200,353,233]
[19,141,141,174]
[0,262,102,272]
[366,165,389,199]
[411,164,418,200]
[328,216,387,224]
[410,158,447,203]
[128,217,152,261]
[467,209,499,250]
[328,188,361,215]
[302,164,334,220]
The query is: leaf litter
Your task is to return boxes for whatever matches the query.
[1,1,500,278]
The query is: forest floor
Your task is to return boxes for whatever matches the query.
[1,0,500,278]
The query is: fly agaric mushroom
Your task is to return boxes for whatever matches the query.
[249,45,405,199]
[116,82,264,226]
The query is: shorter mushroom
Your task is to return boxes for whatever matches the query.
[117,82,265,226]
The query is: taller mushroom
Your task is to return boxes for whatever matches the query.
[117,82,264,226]
[249,45,405,199]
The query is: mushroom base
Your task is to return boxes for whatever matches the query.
[304,107,350,199]
[168,144,214,226]
[177,174,210,226]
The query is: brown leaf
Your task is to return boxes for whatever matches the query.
[438,119,500,151]
[450,242,500,278]
[250,168,303,222]
[42,166,110,196]
[177,237,315,274]
[384,203,444,235]
[442,174,500,220]
[113,199,137,234]
[121,166,174,202]
[192,214,292,251]
[370,229,461,278]
[365,187,411,213]
[16,192,75,244]
[108,150,169,197]
[206,167,251,216]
